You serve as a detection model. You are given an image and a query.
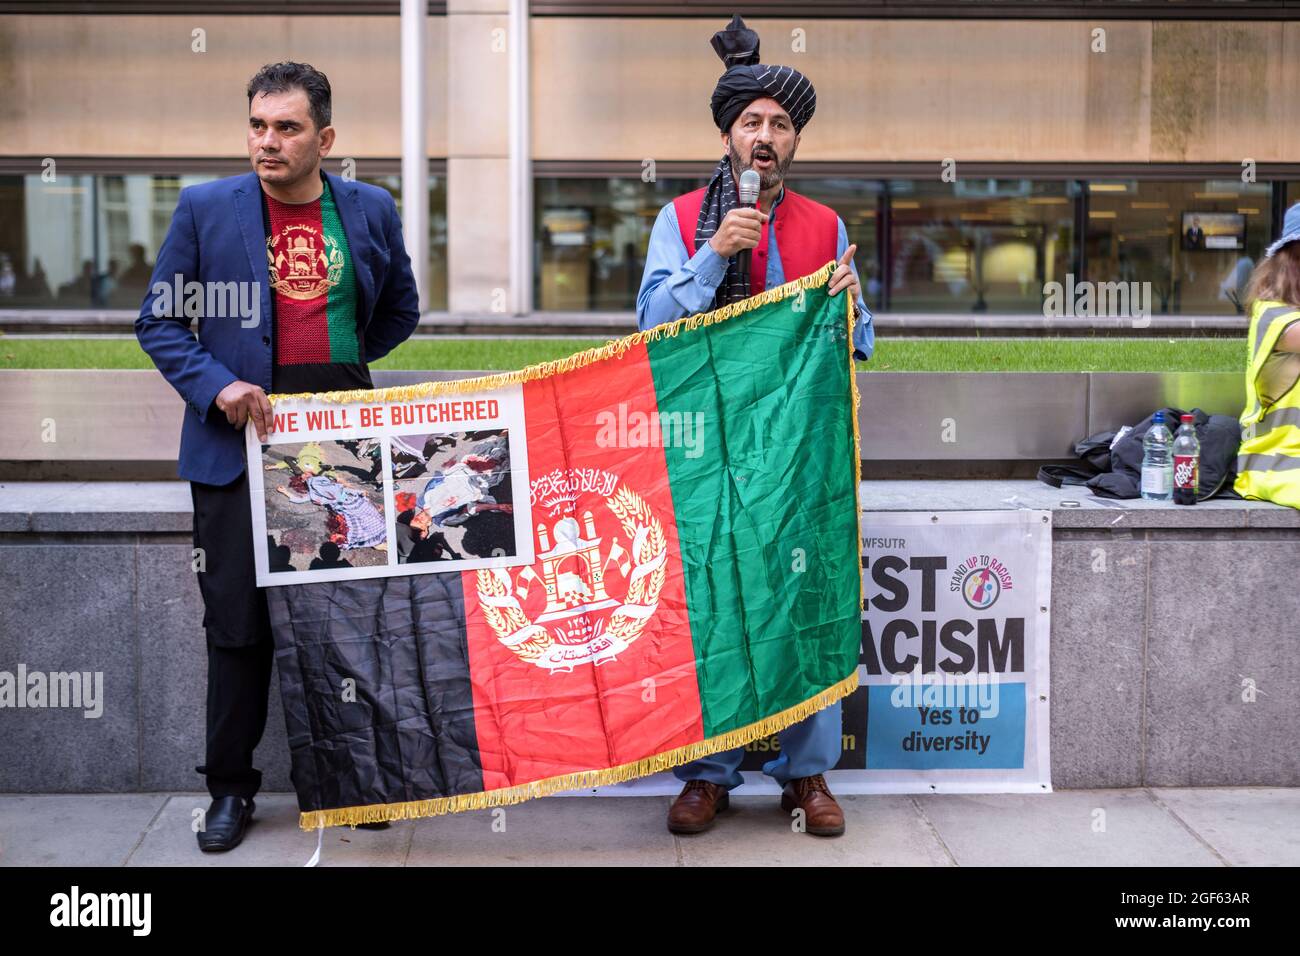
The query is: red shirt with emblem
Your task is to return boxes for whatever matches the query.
[262,173,373,395]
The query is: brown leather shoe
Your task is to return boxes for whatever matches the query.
[780,774,845,836]
[667,779,730,834]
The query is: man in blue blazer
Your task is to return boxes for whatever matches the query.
[136,62,420,852]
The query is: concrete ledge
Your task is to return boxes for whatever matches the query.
[859,479,1300,529]
[2,478,1294,531]
[1,479,1296,793]
[0,481,193,533]
[0,369,1248,473]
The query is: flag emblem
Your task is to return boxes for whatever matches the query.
[476,479,666,673]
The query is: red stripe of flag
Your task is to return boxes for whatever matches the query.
[461,343,703,788]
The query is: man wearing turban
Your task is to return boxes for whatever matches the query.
[637,15,872,838]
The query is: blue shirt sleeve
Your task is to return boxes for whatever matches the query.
[636,202,730,330]
[837,216,875,362]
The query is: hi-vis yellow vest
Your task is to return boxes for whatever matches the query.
[1235,299,1300,508]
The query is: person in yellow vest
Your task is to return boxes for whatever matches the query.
[1235,202,1300,508]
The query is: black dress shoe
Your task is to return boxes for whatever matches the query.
[197,796,255,852]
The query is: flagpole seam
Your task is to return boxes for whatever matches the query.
[847,277,866,609]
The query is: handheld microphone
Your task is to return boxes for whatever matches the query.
[736,168,761,288]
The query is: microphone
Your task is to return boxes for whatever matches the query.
[736,168,761,289]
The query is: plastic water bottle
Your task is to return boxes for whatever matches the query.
[1140,411,1173,501]
[1172,413,1200,506]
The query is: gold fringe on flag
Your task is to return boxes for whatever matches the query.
[845,275,867,608]
[269,259,842,405]
[299,669,859,831]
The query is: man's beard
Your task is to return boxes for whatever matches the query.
[729,141,792,191]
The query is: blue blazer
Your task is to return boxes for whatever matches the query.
[135,170,420,485]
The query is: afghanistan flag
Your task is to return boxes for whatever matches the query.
[260,262,865,829]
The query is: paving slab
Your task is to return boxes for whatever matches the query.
[1151,788,1300,867]
[916,790,1224,867]
[0,794,167,866]
[405,796,678,867]
[672,794,955,867]
[125,794,409,867]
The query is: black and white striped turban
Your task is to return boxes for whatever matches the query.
[709,15,817,134]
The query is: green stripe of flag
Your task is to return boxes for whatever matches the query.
[646,282,861,738]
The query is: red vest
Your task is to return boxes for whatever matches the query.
[672,185,839,297]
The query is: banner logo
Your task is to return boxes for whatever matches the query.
[951,554,1014,611]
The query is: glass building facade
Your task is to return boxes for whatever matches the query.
[0,169,1286,318]
[1084,180,1273,316]
[533,174,1285,316]
[0,173,449,311]
[3,6,1298,321]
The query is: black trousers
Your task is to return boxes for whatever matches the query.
[191,469,276,800]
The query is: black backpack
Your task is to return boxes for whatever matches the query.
[1038,407,1241,501]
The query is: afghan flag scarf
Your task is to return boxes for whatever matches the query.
[263,262,864,830]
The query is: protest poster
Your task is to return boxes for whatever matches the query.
[245,385,533,586]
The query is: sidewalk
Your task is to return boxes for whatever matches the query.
[1,788,1295,866]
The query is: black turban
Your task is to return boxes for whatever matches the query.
[709,15,816,134]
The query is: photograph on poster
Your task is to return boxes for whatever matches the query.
[391,429,517,564]
[245,383,535,586]
[261,439,389,573]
